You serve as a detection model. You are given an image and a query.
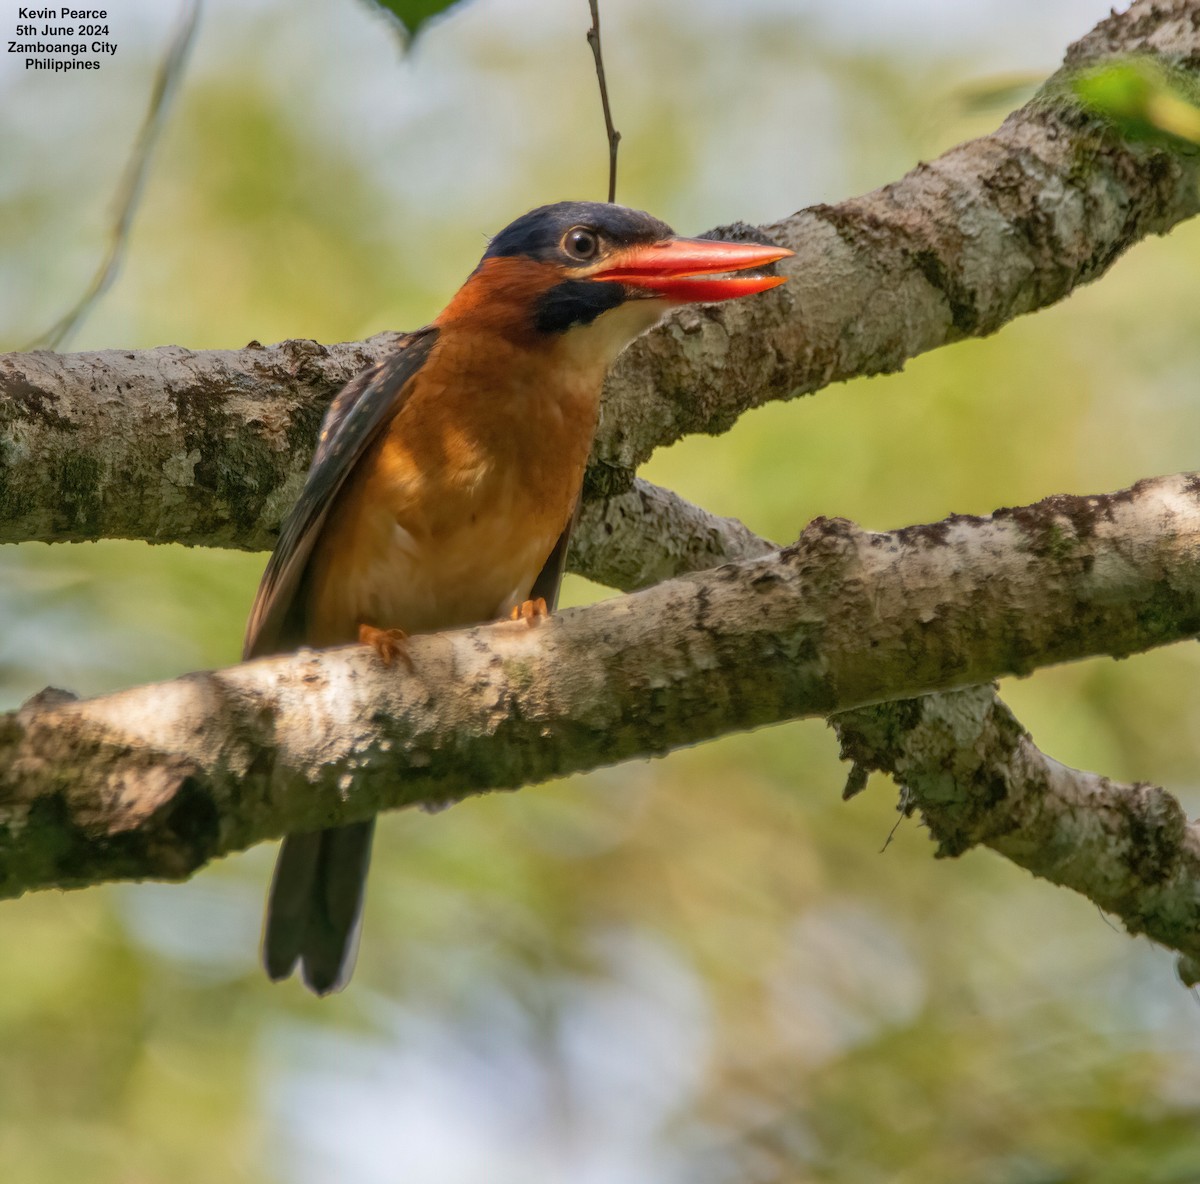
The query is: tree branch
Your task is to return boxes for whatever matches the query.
[6,471,1200,950]
[833,689,1200,986]
[573,478,773,590]
[0,334,404,551]
[1,0,1197,551]
[562,478,1200,983]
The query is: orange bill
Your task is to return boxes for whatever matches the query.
[594,237,793,302]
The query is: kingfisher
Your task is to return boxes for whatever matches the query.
[244,200,791,994]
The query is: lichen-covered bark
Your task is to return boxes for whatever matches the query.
[833,689,1200,985]
[593,3,1200,486]
[569,476,1200,982]
[5,473,1200,928]
[1,0,1197,548]
[0,334,404,549]
[573,478,773,590]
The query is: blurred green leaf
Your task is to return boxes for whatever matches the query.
[361,0,465,41]
[952,71,1042,116]
[1074,60,1200,146]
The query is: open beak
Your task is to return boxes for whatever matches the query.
[593,237,793,303]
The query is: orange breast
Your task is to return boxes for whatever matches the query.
[304,330,603,646]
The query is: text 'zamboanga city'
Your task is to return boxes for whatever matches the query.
[8,9,116,71]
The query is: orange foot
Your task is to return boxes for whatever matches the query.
[510,597,549,627]
[358,623,413,669]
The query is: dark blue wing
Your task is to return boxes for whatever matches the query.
[528,496,579,613]
[243,327,440,658]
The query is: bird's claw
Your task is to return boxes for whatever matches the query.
[358,623,413,669]
[510,597,549,627]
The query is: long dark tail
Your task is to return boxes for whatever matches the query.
[262,819,376,995]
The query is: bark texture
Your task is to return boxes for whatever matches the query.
[834,689,1200,985]
[5,473,1200,929]
[563,479,1200,983]
[573,478,773,591]
[0,335,403,550]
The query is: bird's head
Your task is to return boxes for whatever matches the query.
[436,201,792,368]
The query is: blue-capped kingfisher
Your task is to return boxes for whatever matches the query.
[244,201,792,993]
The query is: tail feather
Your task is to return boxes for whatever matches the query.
[263,820,376,995]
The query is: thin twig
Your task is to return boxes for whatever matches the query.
[879,787,911,854]
[26,0,203,350]
[586,0,620,203]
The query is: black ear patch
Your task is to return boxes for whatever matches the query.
[534,279,626,334]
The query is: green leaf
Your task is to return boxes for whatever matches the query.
[1073,60,1200,146]
[361,0,465,42]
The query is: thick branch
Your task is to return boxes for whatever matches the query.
[1,0,1197,551]
[555,477,1200,984]
[833,689,1200,985]
[561,0,1200,980]
[0,335,404,551]
[596,1,1200,486]
[6,473,1200,923]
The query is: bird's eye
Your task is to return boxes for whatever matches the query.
[563,227,600,261]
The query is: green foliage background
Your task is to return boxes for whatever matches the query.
[2,1,1200,1180]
